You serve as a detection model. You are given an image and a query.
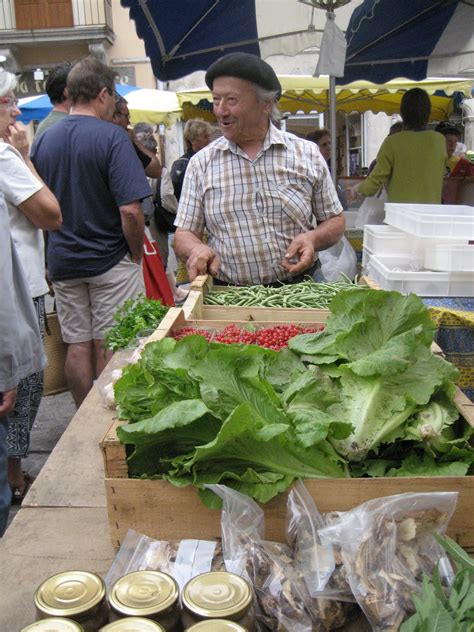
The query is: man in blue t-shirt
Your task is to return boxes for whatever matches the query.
[31,56,152,408]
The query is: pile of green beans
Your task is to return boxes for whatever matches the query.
[203,275,364,309]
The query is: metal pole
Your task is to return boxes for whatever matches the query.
[329,73,337,184]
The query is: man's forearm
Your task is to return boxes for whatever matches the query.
[120,202,145,263]
[173,228,204,261]
[308,214,346,251]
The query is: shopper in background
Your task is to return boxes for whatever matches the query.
[306,128,348,210]
[435,121,463,173]
[0,66,62,503]
[34,62,73,138]
[356,88,446,203]
[112,95,162,178]
[31,56,150,408]
[171,118,213,200]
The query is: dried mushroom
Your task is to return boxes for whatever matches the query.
[245,540,353,631]
[345,508,449,630]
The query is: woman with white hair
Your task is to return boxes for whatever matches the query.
[0,65,61,503]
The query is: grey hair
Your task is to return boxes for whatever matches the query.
[0,68,17,98]
[253,83,281,123]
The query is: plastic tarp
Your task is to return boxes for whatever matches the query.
[342,0,474,84]
[177,76,473,122]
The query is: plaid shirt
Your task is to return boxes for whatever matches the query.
[175,123,342,285]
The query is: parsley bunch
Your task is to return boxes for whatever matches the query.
[104,294,169,352]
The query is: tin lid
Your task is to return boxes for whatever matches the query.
[99,618,165,632]
[186,620,248,632]
[34,571,106,618]
[182,572,252,620]
[21,618,85,631]
[108,570,179,617]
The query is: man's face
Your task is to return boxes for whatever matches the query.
[112,102,130,129]
[212,76,270,146]
[0,92,20,138]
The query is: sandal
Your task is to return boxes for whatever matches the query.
[11,471,35,504]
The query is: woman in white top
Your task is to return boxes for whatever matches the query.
[0,66,61,503]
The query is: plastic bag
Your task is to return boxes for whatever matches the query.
[319,235,357,282]
[318,492,457,631]
[355,188,386,228]
[286,480,335,594]
[210,484,354,632]
[104,529,224,591]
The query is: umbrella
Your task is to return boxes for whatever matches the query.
[341,0,474,84]
[17,84,182,127]
[178,76,472,122]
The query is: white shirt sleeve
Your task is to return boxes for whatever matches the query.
[0,142,43,206]
[160,167,178,214]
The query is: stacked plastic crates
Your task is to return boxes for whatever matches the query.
[362,204,474,296]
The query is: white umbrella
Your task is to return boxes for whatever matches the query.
[18,84,182,127]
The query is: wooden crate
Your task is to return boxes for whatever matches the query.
[101,306,474,549]
[183,284,331,324]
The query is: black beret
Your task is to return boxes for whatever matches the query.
[205,52,281,99]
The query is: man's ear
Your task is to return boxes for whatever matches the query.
[63,86,69,99]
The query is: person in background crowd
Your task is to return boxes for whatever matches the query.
[171,118,213,200]
[34,62,73,138]
[173,52,344,286]
[112,95,162,178]
[0,192,47,536]
[306,128,348,210]
[133,121,188,304]
[356,88,446,203]
[31,56,151,408]
[435,121,463,173]
[0,67,62,503]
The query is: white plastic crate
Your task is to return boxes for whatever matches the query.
[366,255,474,297]
[362,246,372,268]
[424,243,474,272]
[363,224,413,256]
[384,204,474,240]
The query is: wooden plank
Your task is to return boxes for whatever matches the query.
[0,507,115,631]
[101,420,128,478]
[105,476,474,552]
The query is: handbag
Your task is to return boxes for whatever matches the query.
[142,233,175,306]
[153,178,177,233]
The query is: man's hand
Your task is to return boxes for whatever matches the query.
[0,388,17,416]
[5,122,29,160]
[281,233,316,275]
[187,244,220,280]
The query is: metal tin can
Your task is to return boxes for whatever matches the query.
[99,617,165,631]
[186,620,248,632]
[34,571,108,632]
[21,619,85,632]
[108,570,180,631]
[181,572,254,631]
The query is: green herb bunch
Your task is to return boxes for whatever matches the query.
[401,535,474,632]
[104,294,169,352]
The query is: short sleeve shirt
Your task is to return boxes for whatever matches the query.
[0,142,48,298]
[31,115,151,281]
[175,124,342,285]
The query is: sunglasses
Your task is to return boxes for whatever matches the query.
[0,96,19,109]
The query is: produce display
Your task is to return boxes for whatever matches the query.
[202,275,362,308]
[104,294,169,352]
[114,289,473,506]
[171,323,324,350]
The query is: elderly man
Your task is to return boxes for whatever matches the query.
[31,56,151,407]
[173,52,345,286]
